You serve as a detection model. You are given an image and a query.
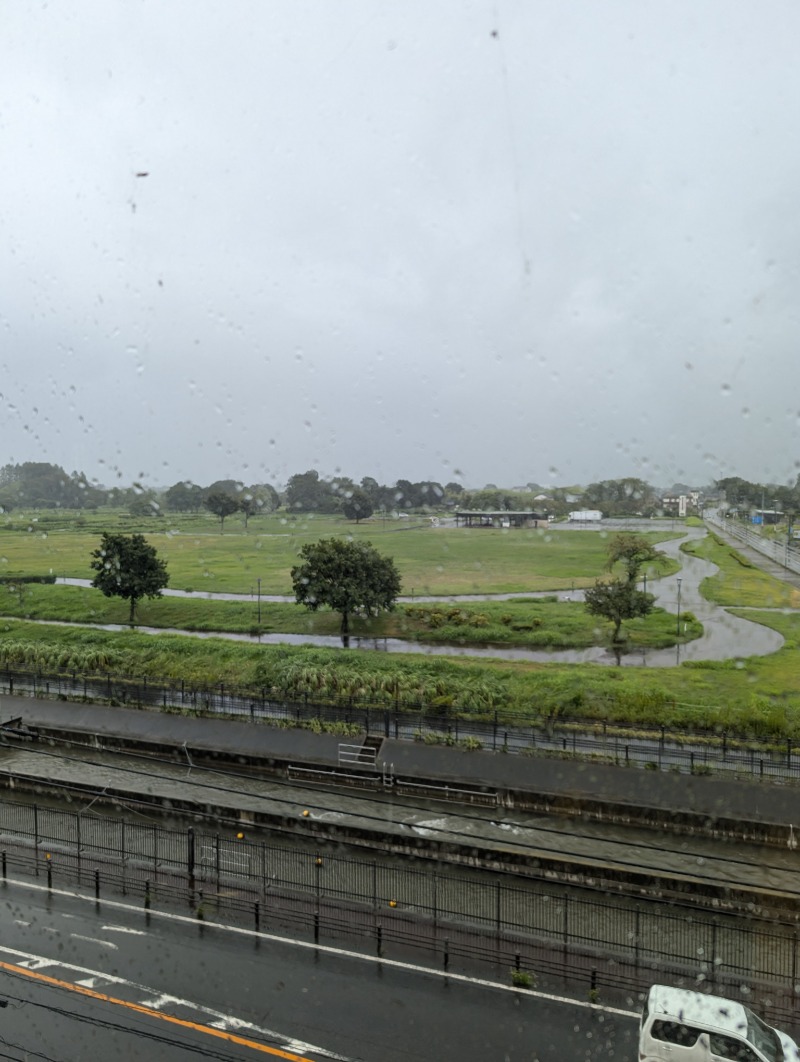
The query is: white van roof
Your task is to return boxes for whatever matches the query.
[647,985,748,1037]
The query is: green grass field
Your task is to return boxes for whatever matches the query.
[0,511,681,595]
[682,532,800,608]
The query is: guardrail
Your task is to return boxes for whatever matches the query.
[287,764,381,789]
[706,513,800,577]
[338,743,377,768]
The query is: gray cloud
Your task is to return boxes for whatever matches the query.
[2,1,799,490]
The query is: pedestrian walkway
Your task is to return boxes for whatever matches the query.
[706,519,800,591]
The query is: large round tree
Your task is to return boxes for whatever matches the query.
[291,537,401,647]
[90,532,169,624]
[342,488,374,523]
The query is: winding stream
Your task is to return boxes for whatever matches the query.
[53,528,786,667]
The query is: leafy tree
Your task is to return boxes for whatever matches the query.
[360,476,382,504]
[89,533,169,624]
[582,478,657,517]
[393,479,417,508]
[250,483,280,512]
[236,497,256,531]
[584,580,655,643]
[342,488,374,523]
[291,538,402,647]
[205,491,240,531]
[206,478,243,497]
[392,479,443,510]
[165,481,205,512]
[0,462,105,509]
[584,533,663,644]
[330,475,356,500]
[285,469,336,512]
[606,533,666,585]
[238,494,258,528]
[128,493,162,518]
[715,476,758,509]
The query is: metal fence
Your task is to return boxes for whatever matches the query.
[2,664,800,784]
[706,512,800,577]
[1,797,798,1010]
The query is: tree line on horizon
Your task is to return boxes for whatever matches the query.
[0,462,798,523]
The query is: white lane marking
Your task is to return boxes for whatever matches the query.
[101,924,146,936]
[13,919,31,927]
[42,926,59,934]
[2,875,641,1020]
[0,939,356,1061]
[209,1016,251,1031]
[70,934,117,949]
[16,957,57,970]
[138,993,182,1011]
[75,977,112,988]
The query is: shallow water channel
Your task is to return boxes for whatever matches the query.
[55,528,786,666]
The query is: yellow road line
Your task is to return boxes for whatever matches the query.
[0,960,313,1059]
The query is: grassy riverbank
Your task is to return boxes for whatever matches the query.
[0,584,701,650]
[0,602,795,738]
[681,532,800,608]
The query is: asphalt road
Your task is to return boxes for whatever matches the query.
[0,877,642,1060]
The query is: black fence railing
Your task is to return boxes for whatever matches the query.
[1,664,799,784]
[0,796,798,1021]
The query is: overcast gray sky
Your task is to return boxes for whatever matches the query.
[3,1,799,491]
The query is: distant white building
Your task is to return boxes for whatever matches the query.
[568,509,603,523]
[662,491,703,517]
